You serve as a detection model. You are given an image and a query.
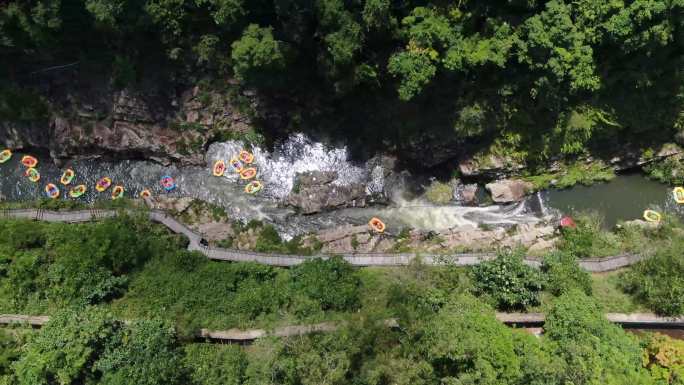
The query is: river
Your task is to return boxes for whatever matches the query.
[0,134,680,236]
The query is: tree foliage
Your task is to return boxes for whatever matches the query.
[471,250,543,310]
[1,0,681,163]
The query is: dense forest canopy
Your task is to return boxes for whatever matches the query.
[1,0,683,161]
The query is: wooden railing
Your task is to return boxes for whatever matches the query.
[3,312,682,342]
[0,208,647,272]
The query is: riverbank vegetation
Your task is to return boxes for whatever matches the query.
[2,1,682,169]
[0,214,683,383]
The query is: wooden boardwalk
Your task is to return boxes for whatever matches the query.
[3,312,682,342]
[0,208,646,272]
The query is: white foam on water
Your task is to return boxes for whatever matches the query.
[206,134,367,199]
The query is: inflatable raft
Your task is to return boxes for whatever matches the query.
[240,167,257,180]
[111,185,124,200]
[244,180,263,194]
[25,168,40,182]
[45,183,59,199]
[21,155,38,168]
[60,169,75,185]
[559,216,577,228]
[213,160,226,177]
[643,209,662,223]
[229,157,243,172]
[239,150,254,164]
[0,149,12,163]
[369,217,386,233]
[674,187,684,204]
[96,177,112,192]
[69,184,87,198]
[161,176,176,191]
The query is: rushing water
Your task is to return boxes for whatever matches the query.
[1,134,679,235]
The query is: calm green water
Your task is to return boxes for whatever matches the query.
[542,174,681,228]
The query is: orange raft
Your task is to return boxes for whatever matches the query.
[139,189,152,199]
[368,217,386,233]
[229,157,243,173]
[213,160,226,177]
[44,183,60,199]
[244,181,263,194]
[111,185,124,200]
[25,167,40,183]
[96,177,112,192]
[239,150,254,164]
[239,167,257,180]
[21,155,38,168]
[0,149,12,163]
[69,184,87,198]
[60,169,75,185]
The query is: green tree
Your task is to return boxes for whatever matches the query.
[542,251,592,296]
[183,344,247,385]
[11,307,117,385]
[95,319,185,385]
[543,290,652,385]
[415,295,524,384]
[620,243,684,316]
[291,256,361,311]
[231,24,286,85]
[471,250,543,310]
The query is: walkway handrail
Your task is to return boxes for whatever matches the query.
[0,208,646,272]
[3,312,682,342]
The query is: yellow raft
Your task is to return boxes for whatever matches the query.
[111,185,124,200]
[0,149,11,163]
[96,177,112,192]
[213,160,226,177]
[69,184,87,198]
[368,217,386,233]
[140,189,152,199]
[60,169,75,185]
[45,183,59,199]
[240,167,257,180]
[21,155,38,168]
[239,150,254,164]
[25,167,40,182]
[674,187,684,204]
[244,181,263,194]
[643,209,662,223]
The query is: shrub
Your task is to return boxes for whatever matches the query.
[291,257,361,311]
[471,249,543,310]
[641,333,684,385]
[620,244,684,316]
[542,252,592,296]
[11,308,185,385]
[543,290,650,384]
[254,225,284,252]
[557,212,621,258]
[183,344,247,385]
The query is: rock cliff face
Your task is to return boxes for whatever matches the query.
[0,73,281,165]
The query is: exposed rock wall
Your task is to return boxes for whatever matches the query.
[1,73,279,165]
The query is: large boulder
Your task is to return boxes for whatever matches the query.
[485,179,534,203]
[285,171,367,214]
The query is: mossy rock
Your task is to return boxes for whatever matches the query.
[424,181,454,204]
